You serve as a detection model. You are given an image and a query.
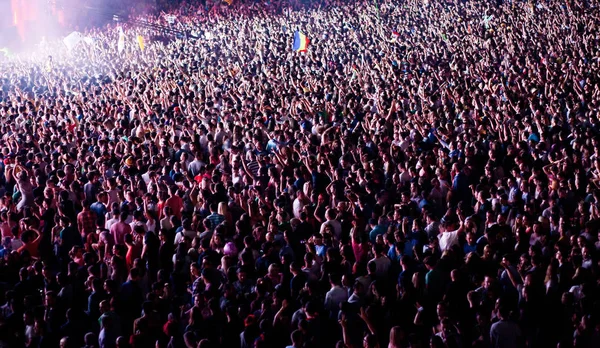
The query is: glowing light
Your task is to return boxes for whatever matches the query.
[58,11,65,26]
[11,0,18,25]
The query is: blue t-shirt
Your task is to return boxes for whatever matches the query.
[369,225,386,243]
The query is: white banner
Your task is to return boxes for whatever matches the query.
[117,27,125,53]
[63,31,83,51]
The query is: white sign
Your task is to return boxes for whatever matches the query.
[165,15,177,24]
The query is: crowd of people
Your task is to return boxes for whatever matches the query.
[1,0,600,347]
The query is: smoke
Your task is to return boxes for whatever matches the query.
[2,0,137,54]
[4,0,64,52]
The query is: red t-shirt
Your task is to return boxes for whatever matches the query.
[165,195,183,219]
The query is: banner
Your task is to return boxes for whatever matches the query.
[117,27,125,53]
[63,31,83,51]
[137,35,145,51]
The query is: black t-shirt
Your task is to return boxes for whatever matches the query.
[144,232,160,267]
[159,241,175,272]
[290,272,308,299]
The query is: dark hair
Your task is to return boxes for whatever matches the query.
[328,273,341,285]
[130,268,140,279]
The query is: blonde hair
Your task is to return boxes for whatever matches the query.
[218,201,228,216]
[389,326,403,348]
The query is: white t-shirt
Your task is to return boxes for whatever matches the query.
[105,217,119,231]
[174,229,197,245]
[292,198,305,219]
[320,220,342,241]
[438,230,460,252]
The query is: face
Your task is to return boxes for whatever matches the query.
[483,276,492,289]
[466,233,475,245]
[190,265,199,276]
[45,294,54,306]
[582,247,590,259]
[497,215,506,225]
[483,246,491,258]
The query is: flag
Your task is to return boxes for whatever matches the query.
[117,27,125,53]
[0,48,11,57]
[318,110,330,123]
[292,31,309,52]
[137,35,145,51]
[223,0,233,5]
[63,31,83,51]
[482,14,494,28]
[165,15,177,24]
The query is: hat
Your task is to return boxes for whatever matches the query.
[125,156,134,166]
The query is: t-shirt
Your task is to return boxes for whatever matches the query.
[165,196,183,219]
[370,255,391,277]
[425,268,444,299]
[60,226,81,253]
[369,225,386,243]
[438,230,460,252]
[490,320,522,348]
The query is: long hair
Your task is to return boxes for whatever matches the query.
[389,326,404,348]
[218,201,228,216]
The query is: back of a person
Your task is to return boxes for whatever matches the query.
[111,222,131,245]
[98,328,116,348]
[373,255,391,277]
[61,226,81,252]
[165,196,183,219]
[490,319,522,348]
[0,222,11,238]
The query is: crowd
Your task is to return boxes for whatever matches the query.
[1,0,600,347]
